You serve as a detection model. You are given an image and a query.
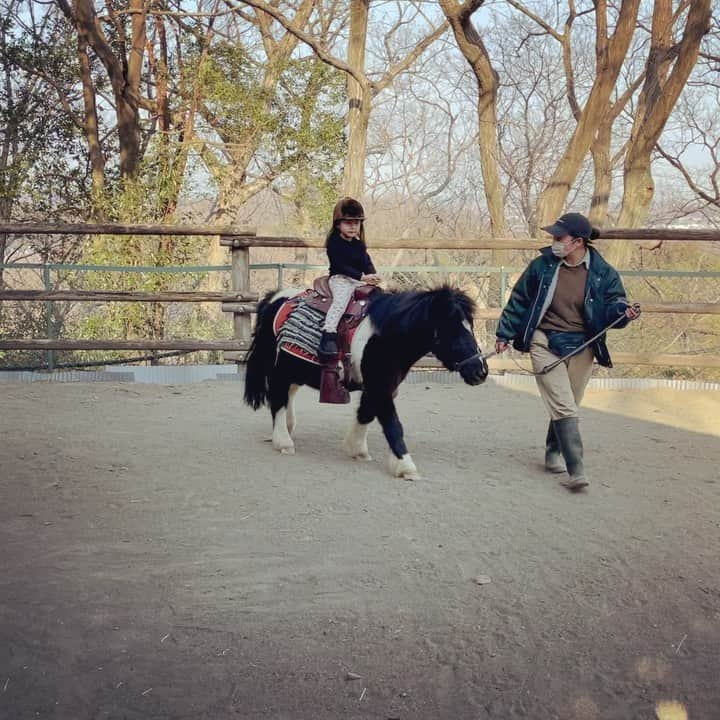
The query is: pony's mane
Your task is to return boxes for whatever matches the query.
[368,285,476,335]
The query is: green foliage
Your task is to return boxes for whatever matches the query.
[75,162,213,343]
[200,43,280,138]
[195,41,346,221]
[1,9,90,219]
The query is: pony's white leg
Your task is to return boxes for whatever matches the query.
[343,418,372,461]
[349,316,375,385]
[388,453,420,481]
[286,384,299,437]
[272,407,295,455]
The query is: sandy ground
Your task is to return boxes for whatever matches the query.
[0,379,719,720]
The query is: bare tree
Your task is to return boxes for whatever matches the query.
[365,46,480,237]
[55,0,156,181]
[234,0,448,200]
[491,11,576,233]
[617,0,712,227]
[654,22,720,226]
[508,0,641,233]
[438,0,506,237]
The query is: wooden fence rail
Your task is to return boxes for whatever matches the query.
[2,293,715,316]
[0,339,250,351]
[0,290,258,303]
[3,222,720,246]
[0,223,718,371]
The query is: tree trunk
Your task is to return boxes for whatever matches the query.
[617,0,711,227]
[534,0,641,232]
[121,0,146,178]
[440,0,506,237]
[589,120,612,226]
[343,0,370,199]
[344,98,371,199]
[76,31,105,213]
[618,160,655,228]
[0,23,11,291]
[477,89,506,237]
[68,0,147,179]
[0,217,7,290]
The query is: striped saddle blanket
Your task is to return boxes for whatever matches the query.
[272,288,371,365]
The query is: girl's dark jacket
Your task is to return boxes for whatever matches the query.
[327,231,376,280]
[496,246,630,368]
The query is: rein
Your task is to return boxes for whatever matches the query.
[512,303,641,376]
[445,303,640,375]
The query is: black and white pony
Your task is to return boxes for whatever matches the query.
[244,285,488,480]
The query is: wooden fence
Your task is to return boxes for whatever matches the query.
[1,223,719,370]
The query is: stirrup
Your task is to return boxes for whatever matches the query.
[319,363,350,404]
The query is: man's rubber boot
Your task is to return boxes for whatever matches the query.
[553,416,589,491]
[545,421,566,473]
[318,331,339,360]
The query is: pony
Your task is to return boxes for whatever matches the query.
[243,285,488,480]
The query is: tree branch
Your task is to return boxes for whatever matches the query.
[656,143,718,206]
[224,0,370,90]
[458,0,486,25]
[374,20,449,94]
[505,0,563,42]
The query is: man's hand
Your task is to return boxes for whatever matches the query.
[495,338,509,354]
[625,302,642,321]
[362,273,381,285]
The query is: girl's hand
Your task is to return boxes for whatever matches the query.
[362,273,380,285]
[495,338,509,354]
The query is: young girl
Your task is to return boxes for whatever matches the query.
[318,197,380,358]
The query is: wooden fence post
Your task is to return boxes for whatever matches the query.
[222,232,253,364]
[42,264,56,371]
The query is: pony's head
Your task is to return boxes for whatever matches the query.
[369,285,488,385]
[427,286,488,385]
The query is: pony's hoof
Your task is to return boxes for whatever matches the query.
[279,445,295,455]
[389,453,420,481]
[342,432,371,461]
[351,451,373,461]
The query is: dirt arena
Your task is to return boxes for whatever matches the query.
[1,379,719,719]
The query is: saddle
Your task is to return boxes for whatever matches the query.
[303,276,377,330]
[273,277,378,403]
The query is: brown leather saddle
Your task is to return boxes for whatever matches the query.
[303,276,377,338]
[307,276,378,404]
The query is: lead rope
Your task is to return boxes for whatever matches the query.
[505,304,641,377]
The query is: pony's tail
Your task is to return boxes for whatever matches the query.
[244,291,278,410]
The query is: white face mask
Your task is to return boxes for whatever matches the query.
[551,239,572,258]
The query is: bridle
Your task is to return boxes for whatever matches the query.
[431,331,495,372]
[454,349,497,371]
